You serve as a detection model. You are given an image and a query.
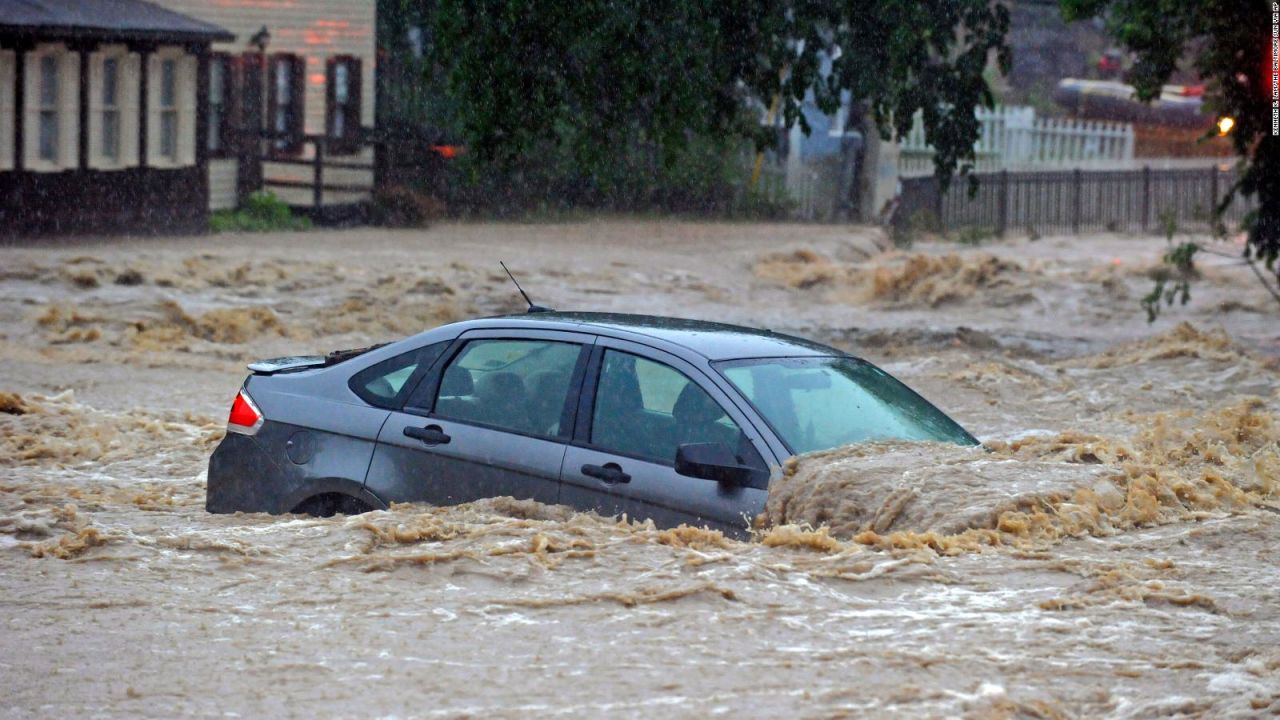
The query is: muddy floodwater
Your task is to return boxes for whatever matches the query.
[2,222,1278,718]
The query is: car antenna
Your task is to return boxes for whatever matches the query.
[500,261,554,314]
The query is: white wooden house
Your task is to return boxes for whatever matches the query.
[0,0,233,235]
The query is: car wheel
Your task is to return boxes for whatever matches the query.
[292,493,373,518]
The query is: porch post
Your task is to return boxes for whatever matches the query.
[13,45,24,171]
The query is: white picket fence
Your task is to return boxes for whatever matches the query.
[899,106,1135,177]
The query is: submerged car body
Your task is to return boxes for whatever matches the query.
[207,312,977,535]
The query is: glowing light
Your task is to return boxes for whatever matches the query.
[1216,116,1235,136]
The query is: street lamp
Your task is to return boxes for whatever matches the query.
[249,26,271,53]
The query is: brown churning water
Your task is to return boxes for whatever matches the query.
[2,227,1279,717]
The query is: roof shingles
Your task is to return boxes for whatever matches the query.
[0,0,234,42]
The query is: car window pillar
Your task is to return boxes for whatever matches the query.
[571,344,605,445]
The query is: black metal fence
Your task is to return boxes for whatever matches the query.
[897,165,1254,236]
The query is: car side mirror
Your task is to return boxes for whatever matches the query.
[674,442,754,486]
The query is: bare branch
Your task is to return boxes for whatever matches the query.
[1246,256,1280,310]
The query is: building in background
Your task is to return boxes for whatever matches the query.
[153,0,377,221]
[0,0,378,237]
[0,0,233,236]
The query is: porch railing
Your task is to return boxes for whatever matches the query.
[260,132,376,216]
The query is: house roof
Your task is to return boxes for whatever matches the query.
[0,0,235,43]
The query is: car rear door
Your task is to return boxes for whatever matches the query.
[365,329,592,507]
[560,338,772,535]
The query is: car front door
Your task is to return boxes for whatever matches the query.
[560,339,772,535]
[366,330,592,507]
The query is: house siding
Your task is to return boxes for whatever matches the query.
[151,0,376,210]
[209,157,237,210]
[153,0,375,141]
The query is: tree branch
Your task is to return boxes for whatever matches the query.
[1246,256,1280,310]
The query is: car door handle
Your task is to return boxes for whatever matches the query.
[404,424,451,445]
[581,463,630,484]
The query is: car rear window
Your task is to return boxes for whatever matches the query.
[349,340,451,409]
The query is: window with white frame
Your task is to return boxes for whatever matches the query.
[147,47,195,167]
[89,46,140,169]
[104,58,120,159]
[0,50,14,170]
[38,55,58,161]
[268,53,303,155]
[330,60,349,138]
[23,44,78,170]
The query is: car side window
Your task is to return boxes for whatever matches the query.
[590,350,761,468]
[433,338,582,438]
[350,340,450,409]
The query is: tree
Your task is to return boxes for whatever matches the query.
[1060,0,1280,313]
[428,0,1010,204]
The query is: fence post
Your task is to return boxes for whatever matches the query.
[934,176,944,230]
[313,136,325,210]
[1072,168,1082,234]
[1141,165,1151,232]
[997,170,1009,237]
[1209,164,1219,221]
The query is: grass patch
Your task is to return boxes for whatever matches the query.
[210,192,313,233]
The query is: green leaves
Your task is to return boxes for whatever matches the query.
[427,0,1011,194]
[209,192,311,233]
[1141,241,1201,323]
[1063,0,1279,313]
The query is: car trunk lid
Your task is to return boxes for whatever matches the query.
[247,343,390,375]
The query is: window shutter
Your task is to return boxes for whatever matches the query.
[266,55,278,145]
[347,57,362,138]
[0,51,13,170]
[146,53,161,166]
[22,50,40,168]
[324,56,335,142]
[120,53,140,167]
[290,55,304,147]
[208,54,230,155]
[267,54,305,156]
[87,52,103,168]
[225,55,242,154]
[177,53,196,166]
[325,57,362,155]
[57,49,78,169]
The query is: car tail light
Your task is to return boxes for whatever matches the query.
[227,389,264,435]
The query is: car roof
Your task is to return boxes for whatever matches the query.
[460,312,840,361]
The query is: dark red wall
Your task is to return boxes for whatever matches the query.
[0,166,207,238]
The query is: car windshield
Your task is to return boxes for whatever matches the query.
[715,356,977,455]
